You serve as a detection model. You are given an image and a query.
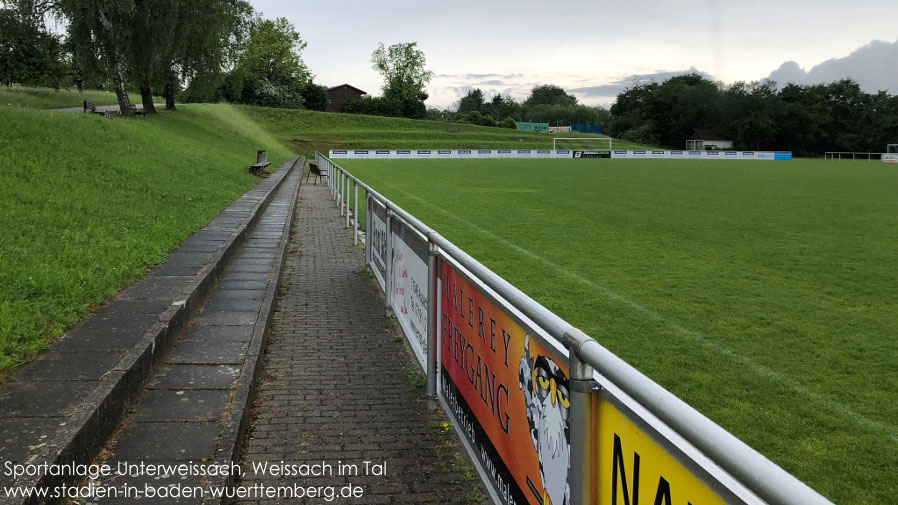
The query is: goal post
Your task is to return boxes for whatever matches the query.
[553,137,612,150]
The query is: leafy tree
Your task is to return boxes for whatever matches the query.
[524,84,577,108]
[484,94,522,121]
[457,88,485,114]
[300,81,328,111]
[370,41,432,119]
[224,16,310,108]
[53,0,136,114]
[0,8,66,87]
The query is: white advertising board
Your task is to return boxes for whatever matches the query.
[332,149,792,160]
[368,198,388,290]
[390,220,429,371]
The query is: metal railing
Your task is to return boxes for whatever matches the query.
[315,151,834,505]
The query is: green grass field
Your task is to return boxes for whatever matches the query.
[337,157,898,505]
[0,102,293,372]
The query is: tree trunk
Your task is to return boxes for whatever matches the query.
[97,1,133,116]
[111,56,133,116]
[140,83,157,114]
[164,77,176,110]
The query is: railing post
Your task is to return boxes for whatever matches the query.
[339,171,344,215]
[346,178,351,228]
[384,209,393,315]
[365,195,372,266]
[354,183,359,245]
[569,350,595,505]
[426,238,439,409]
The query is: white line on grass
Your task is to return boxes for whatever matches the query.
[364,174,898,443]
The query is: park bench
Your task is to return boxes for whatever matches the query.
[83,100,109,118]
[249,149,271,177]
[249,161,271,177]
[130,105,147,117]
[306,163,327,184]
[447,126,460,132]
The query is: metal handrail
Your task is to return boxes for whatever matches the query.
[315,152,834,505]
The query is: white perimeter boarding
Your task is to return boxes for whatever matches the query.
[330,149,793,160]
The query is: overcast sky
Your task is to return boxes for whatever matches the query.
[251,0,898,109]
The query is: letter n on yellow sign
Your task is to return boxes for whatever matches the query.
[595,398,727,505]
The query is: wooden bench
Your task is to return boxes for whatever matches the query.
[446,126,460,132]
[130,105,147,117]
[249,161,271,177]
[83,100,110,118]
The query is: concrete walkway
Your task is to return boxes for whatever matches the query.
[234,183,488,504]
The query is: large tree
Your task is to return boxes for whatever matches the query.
[0,7,65,87]
[370,41,432,119]
[224,16,310,108]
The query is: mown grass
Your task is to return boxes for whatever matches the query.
[0,85,148,109]
[0,103,293,372]
[239,106,653,158]
[337,158,898,505]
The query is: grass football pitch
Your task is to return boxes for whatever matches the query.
[337,157,897,504]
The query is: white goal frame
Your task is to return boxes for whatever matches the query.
[553,137,612,150]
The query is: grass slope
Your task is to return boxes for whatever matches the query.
[0,103,293,372]
[338,158,898,505]
[239,106,652,158]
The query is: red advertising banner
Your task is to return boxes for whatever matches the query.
[439,260,570,505]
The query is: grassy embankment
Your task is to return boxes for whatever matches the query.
[0,85,156,109]
[1,92,630,373]
[239,105,650,159]
[0,96,293,372]
[338,158,898,505]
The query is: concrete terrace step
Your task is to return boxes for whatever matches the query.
[0,158,301,504]
[85,163,303,505]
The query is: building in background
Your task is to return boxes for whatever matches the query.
[686,129,734,150]
[327,84,367,113]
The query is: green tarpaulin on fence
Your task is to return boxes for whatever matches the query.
[515,121,549,133]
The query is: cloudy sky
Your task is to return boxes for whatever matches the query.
[251,0,898,109]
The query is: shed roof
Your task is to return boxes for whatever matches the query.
[327,84,367,95]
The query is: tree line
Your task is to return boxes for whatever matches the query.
[607,73,898,155]
[425,84,611,128]
[2,6,895,155]
[0,0,331,114]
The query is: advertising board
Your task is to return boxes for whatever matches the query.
[390,219,429,371]
[440,260,570,505]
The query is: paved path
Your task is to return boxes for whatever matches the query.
[235,183,488,504]
[49,103,165,112]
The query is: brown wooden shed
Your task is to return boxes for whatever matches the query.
[327,84,367,112]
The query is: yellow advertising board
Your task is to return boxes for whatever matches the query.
[595,398,727,505]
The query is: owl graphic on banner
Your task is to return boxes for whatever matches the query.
[519,334,570,505]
